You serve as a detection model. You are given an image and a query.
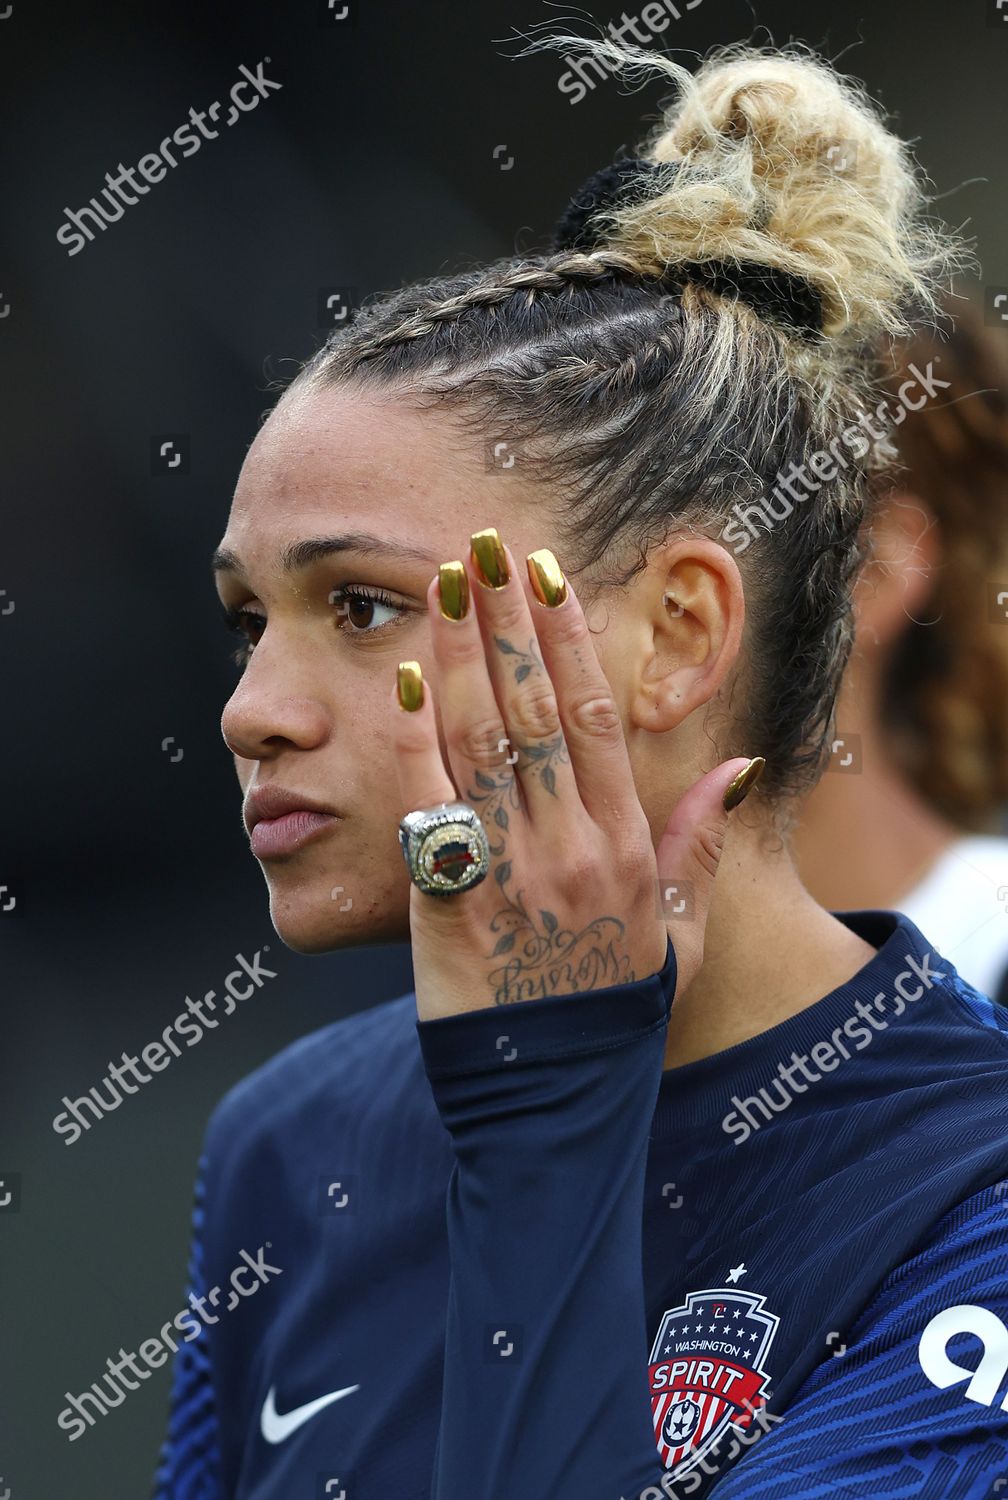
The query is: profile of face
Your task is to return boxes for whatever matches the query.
[215,381,744,954]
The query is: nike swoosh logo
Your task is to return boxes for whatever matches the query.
[260,1382,360,1444]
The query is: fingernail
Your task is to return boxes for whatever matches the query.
[723,756,765,811]
[470,527,510,588]
[526,548,567,607]
[438,560,470,620]
[396,660,424,711]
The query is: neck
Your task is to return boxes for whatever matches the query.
[662,824,879,1070]
[790,670,960,913]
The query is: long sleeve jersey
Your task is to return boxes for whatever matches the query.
[152,909,1008,1499]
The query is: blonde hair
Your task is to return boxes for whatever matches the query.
[286,39,967,811]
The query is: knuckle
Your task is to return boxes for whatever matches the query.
[567,690,622,739]
[558,849,598,894]
[453,714,509,767]
[692,821,726,880]
[508,682,562,742]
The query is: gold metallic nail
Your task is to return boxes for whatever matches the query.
[723,756,765,812]
[469,527,510,589]
[438,560,470,620]
[526,548,567,608]
[396,660,424,712]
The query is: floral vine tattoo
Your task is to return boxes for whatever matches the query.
[494,632,543,684]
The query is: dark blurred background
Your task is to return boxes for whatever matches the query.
[1,1,1007,1495]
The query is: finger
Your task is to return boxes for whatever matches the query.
[388,661,459,818]
[423,561,522,841]
[515,543,643,828]
[454,529,583,820]
[654,756,765,984]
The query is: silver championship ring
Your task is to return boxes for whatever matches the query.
[398,801,491,897]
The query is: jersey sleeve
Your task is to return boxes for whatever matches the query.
[709,1184,1008,1500]
[415,936,680,1500]
[151,1154,227,1500]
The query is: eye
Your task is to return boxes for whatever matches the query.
[328,585,407,636]
[221,605,265,669]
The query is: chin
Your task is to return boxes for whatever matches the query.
[263,875,411,954]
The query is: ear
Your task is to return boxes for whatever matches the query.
[627,537,746,734]
[855,492,941,650]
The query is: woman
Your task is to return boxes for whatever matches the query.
[153,40,1008,1500]
[795,301,1008,1003]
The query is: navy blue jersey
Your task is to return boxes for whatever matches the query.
[152,911,1008,1499]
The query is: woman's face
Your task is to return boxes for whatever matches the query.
[215,380,621,954]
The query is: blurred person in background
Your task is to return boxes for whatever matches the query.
[795,297,1008,1005]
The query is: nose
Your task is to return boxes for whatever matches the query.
[220,641,330,761]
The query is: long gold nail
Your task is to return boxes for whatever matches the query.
[526,548,567,607]
[470,527,510,589]
[723,756,765,811]
[396,660,424,711]
[438,561,470,620]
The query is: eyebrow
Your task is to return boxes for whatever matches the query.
[211,531,441,579]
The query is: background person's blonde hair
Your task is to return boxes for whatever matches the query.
[286,39,967,820]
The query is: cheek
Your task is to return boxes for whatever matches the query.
[234,754,256,792]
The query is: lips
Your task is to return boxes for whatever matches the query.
[243,785,341,859]
[249,809,339,859]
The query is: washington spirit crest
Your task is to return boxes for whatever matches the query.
[648,1287,780,1475]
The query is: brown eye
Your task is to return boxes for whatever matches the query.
[329,586,405,635]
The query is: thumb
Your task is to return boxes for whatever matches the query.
[654,756,765,993]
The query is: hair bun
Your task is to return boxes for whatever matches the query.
[554,156,826,336]
[536,39,966,344]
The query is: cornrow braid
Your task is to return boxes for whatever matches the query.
[327,249,654,369]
